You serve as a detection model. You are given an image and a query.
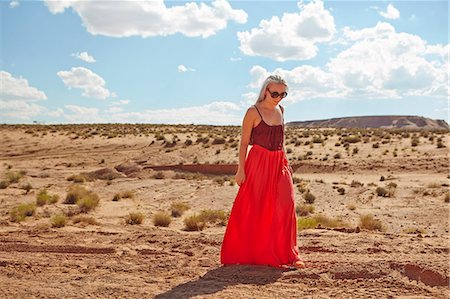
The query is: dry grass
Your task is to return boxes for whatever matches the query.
[112,190,135,201]
[296,204,315,216]
[51,214,67,228]
[359,214,385,231]
[125,212,145,225]
[72,215,99,226]
[9,203,36,222]
[170,202,191,217]
[36,188,59,206]
[297,214,349,230]
[183,214,206,231]
[153,211,172,227]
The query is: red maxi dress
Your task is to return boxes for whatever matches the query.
[220,105,302,268]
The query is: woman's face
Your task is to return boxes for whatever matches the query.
[265,83,287,105]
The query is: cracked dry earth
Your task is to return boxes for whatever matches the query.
[0,226,449,298]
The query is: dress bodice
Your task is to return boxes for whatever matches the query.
[249,105,284,151]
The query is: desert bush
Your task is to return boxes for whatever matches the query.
[184,214,206,231]
[402,227,427,234]
[153,171,165,179]
[5,170,25,184]
[76,194,100,213]
[198,209,228,226]
[73,215,99,225]
[342,135,361,143]
[36,189,59,206]
[350,180,363,187]
[297,214,348,230]
[375,187,389,197]
[0,180,10,189]
[411,137,419,147]
[64,184,90,204]
[212,137,226,145]
[296,204,314,216]
[20,182,33,193]
[303,191,316,204]
[444,192,450,203]
[334,153,341,159]
[170,202,190,217]
[67,173,94,183]
[112,190,135,201]
[51,214,67,228]
[359,214,384,231]
[9,203,36,222]
[125,212,145,225]
[426,182,441,188]
[337,187,345,195]
[153,211,172,227]
[372,143,380,148]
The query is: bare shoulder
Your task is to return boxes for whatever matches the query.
[245,105,259,118]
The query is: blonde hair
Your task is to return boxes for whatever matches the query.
[255,74,288,103]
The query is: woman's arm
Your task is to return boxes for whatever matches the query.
[235,107,256,186]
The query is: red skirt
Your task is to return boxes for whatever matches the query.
[220,144,302,267]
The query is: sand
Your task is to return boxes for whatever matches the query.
[0,124,449,298]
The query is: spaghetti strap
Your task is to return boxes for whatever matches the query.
[253,105,264,121]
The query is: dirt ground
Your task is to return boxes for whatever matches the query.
[0,124,449,298]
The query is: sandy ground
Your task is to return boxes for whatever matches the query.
[0,124,449,298]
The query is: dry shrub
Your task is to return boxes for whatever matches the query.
[184,214,206,231]
[359,214,384,231]
[170,202,190,217]
[296,204,314,216]
[72,215,99,226]
[303,191,316,204]
[64,185,100,213]
[153,211,171,227]
[51,214,67,228]
[36,189,59,206]
[125,212,145,225]
[297,213,348,230]
[9,203,36,222]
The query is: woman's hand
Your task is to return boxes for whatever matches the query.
[235,168,246,186]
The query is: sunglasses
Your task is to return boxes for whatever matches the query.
[267,88,288,99]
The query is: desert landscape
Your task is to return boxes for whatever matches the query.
[0,123,449,298]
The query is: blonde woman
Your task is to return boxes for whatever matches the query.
[220,75,305,269]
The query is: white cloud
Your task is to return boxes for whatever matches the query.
[110,99,130,106]
[9,1,19,8]
[72,51,96,63]
[0,100,64,122]
[379,4,400,20]
[0,71,47,101]
[246,22,448,103]
[237,0,336,61]
[44,0,247,39]
[57,101,242,124]
[178,64,195,72]
[57,67,111,99]
[109,101,242,125]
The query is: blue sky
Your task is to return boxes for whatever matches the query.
[1,0,448,125]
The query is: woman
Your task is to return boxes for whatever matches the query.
[220,74,305,269]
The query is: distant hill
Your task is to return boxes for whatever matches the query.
[287,115,449,130]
